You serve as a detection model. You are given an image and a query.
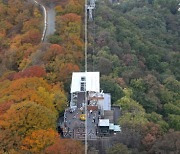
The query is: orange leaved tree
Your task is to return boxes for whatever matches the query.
[0,102,56,151]
[0,77,67,113]
[45,138,84,154]
[21,129,58,153]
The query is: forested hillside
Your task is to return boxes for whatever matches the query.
[0,0,179,153]
[0,0,84,153]
[87,0,180,153]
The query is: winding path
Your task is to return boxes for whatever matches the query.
[32,0,56,42]
[45,5,56,42]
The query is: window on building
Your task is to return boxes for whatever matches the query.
[80,76,86,91]
[81,76,86,81]
[80,82,86,91]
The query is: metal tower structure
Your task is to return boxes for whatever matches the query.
[87,0,96,20]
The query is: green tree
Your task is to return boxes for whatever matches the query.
[164,101,180,115]
[107,143,131,154]
[116,88,148,127]
[168,114,180,131]
[48,34,62,44]
[146,112,169,132]
[101,76,124,103]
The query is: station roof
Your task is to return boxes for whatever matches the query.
[109,123,121,132]
[71,72,100,93]
[114,125,121,132]
[109,123,114,130]
[98,119,109,127]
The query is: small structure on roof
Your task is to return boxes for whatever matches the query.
[98,119,110,135]
[99,119,109,127]
[114,125,121,132]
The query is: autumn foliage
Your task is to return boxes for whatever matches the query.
[0,101,14,115]
[21,129,84,154]
[0,102,57,151]
[141,122,162,150]
[9,66,46,80]
[0,0,43,72]
[45,138,84,154]
[43,44,63,61]
[43,11,83,83]
[0,77,67,113]
[21,129,58,153]
[0,0,85,153]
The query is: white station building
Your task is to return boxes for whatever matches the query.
[71,72,100,93]
[69,72,121,135]
[70,72,111,112]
